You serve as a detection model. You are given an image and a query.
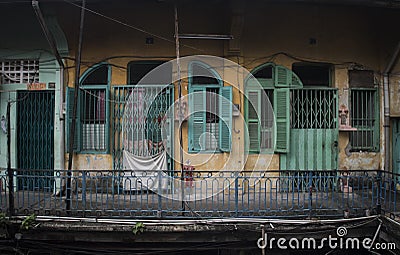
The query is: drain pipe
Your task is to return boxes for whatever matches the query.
[383,41,400,172]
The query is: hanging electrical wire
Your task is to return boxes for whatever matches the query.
[62,0,205,53]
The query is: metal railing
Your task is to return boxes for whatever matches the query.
[0,169,399,219]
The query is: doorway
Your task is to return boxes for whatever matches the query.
[17,91,55,191]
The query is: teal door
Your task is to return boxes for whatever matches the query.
[394,119,400,175]
[280,88,338,170]
[17,91,55,191]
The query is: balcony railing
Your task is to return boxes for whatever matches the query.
[0,169,398,219]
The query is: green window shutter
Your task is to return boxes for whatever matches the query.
[246,90,261,152]
[219,86,232,152]
[66,87,81,152]
[274,65,292,87]
[274,88,290,153]
[188,87,206,152]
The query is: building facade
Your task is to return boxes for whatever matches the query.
[0,0,399,208]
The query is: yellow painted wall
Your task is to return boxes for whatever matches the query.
[65,154,113,170]
[56,1,400,171]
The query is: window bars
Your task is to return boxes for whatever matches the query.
[350,88,379,152]
[81,89,107,151]
[290,88,337,129]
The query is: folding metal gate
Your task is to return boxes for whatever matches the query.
[17,91,55,191]
[280,88,338,171]
[112,85,174,171]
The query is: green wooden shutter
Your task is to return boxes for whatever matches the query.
[274,65,292,87]
[219,86,232,152]
[66,87,81,152]
[246,90,261,152]
[188,87,206,152]
[274,88,290,153]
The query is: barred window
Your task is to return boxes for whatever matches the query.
[81,89,107,151]
[349,88,379,151]
[66,63,110,153]
[348,70,379,152]
[0,60,39,84]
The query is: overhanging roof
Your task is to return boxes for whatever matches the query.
[1,0,400,8]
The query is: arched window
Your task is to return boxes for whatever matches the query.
[66,63,110,152]
[188,61,232,153]
[245,63,300,153]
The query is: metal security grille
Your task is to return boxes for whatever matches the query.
[112,85,174,170]
[81,89,107,151]
[1,60,39,84]
[291,88,337,129]
[17,91,54,191]
[350,88,378,151]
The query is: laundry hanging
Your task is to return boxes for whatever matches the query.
[122,149,169,191]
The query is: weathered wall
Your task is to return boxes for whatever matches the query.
[66,154,113,170]
[389,75,400,117]
[53,1,400,171]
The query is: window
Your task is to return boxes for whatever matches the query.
[188,62,232,152]
[292,62,332,87]
[246,89,274,152]
[128,61,172,85]
[66,63,110,153]
[245,64,294,153]
[260,90,274,149]
[1,60,39,84]
[81,89,107,151]
[205,87,219,150]
[349,70,379,151]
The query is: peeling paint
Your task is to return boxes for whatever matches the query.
[66,154,112,170]
[338,132,381,170]
[390,77,400,117]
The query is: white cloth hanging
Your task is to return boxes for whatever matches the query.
[122,150,169,191]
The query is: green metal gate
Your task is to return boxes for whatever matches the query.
[393,119,400,175]
[280,88,338,170]
[17,91,55,191]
